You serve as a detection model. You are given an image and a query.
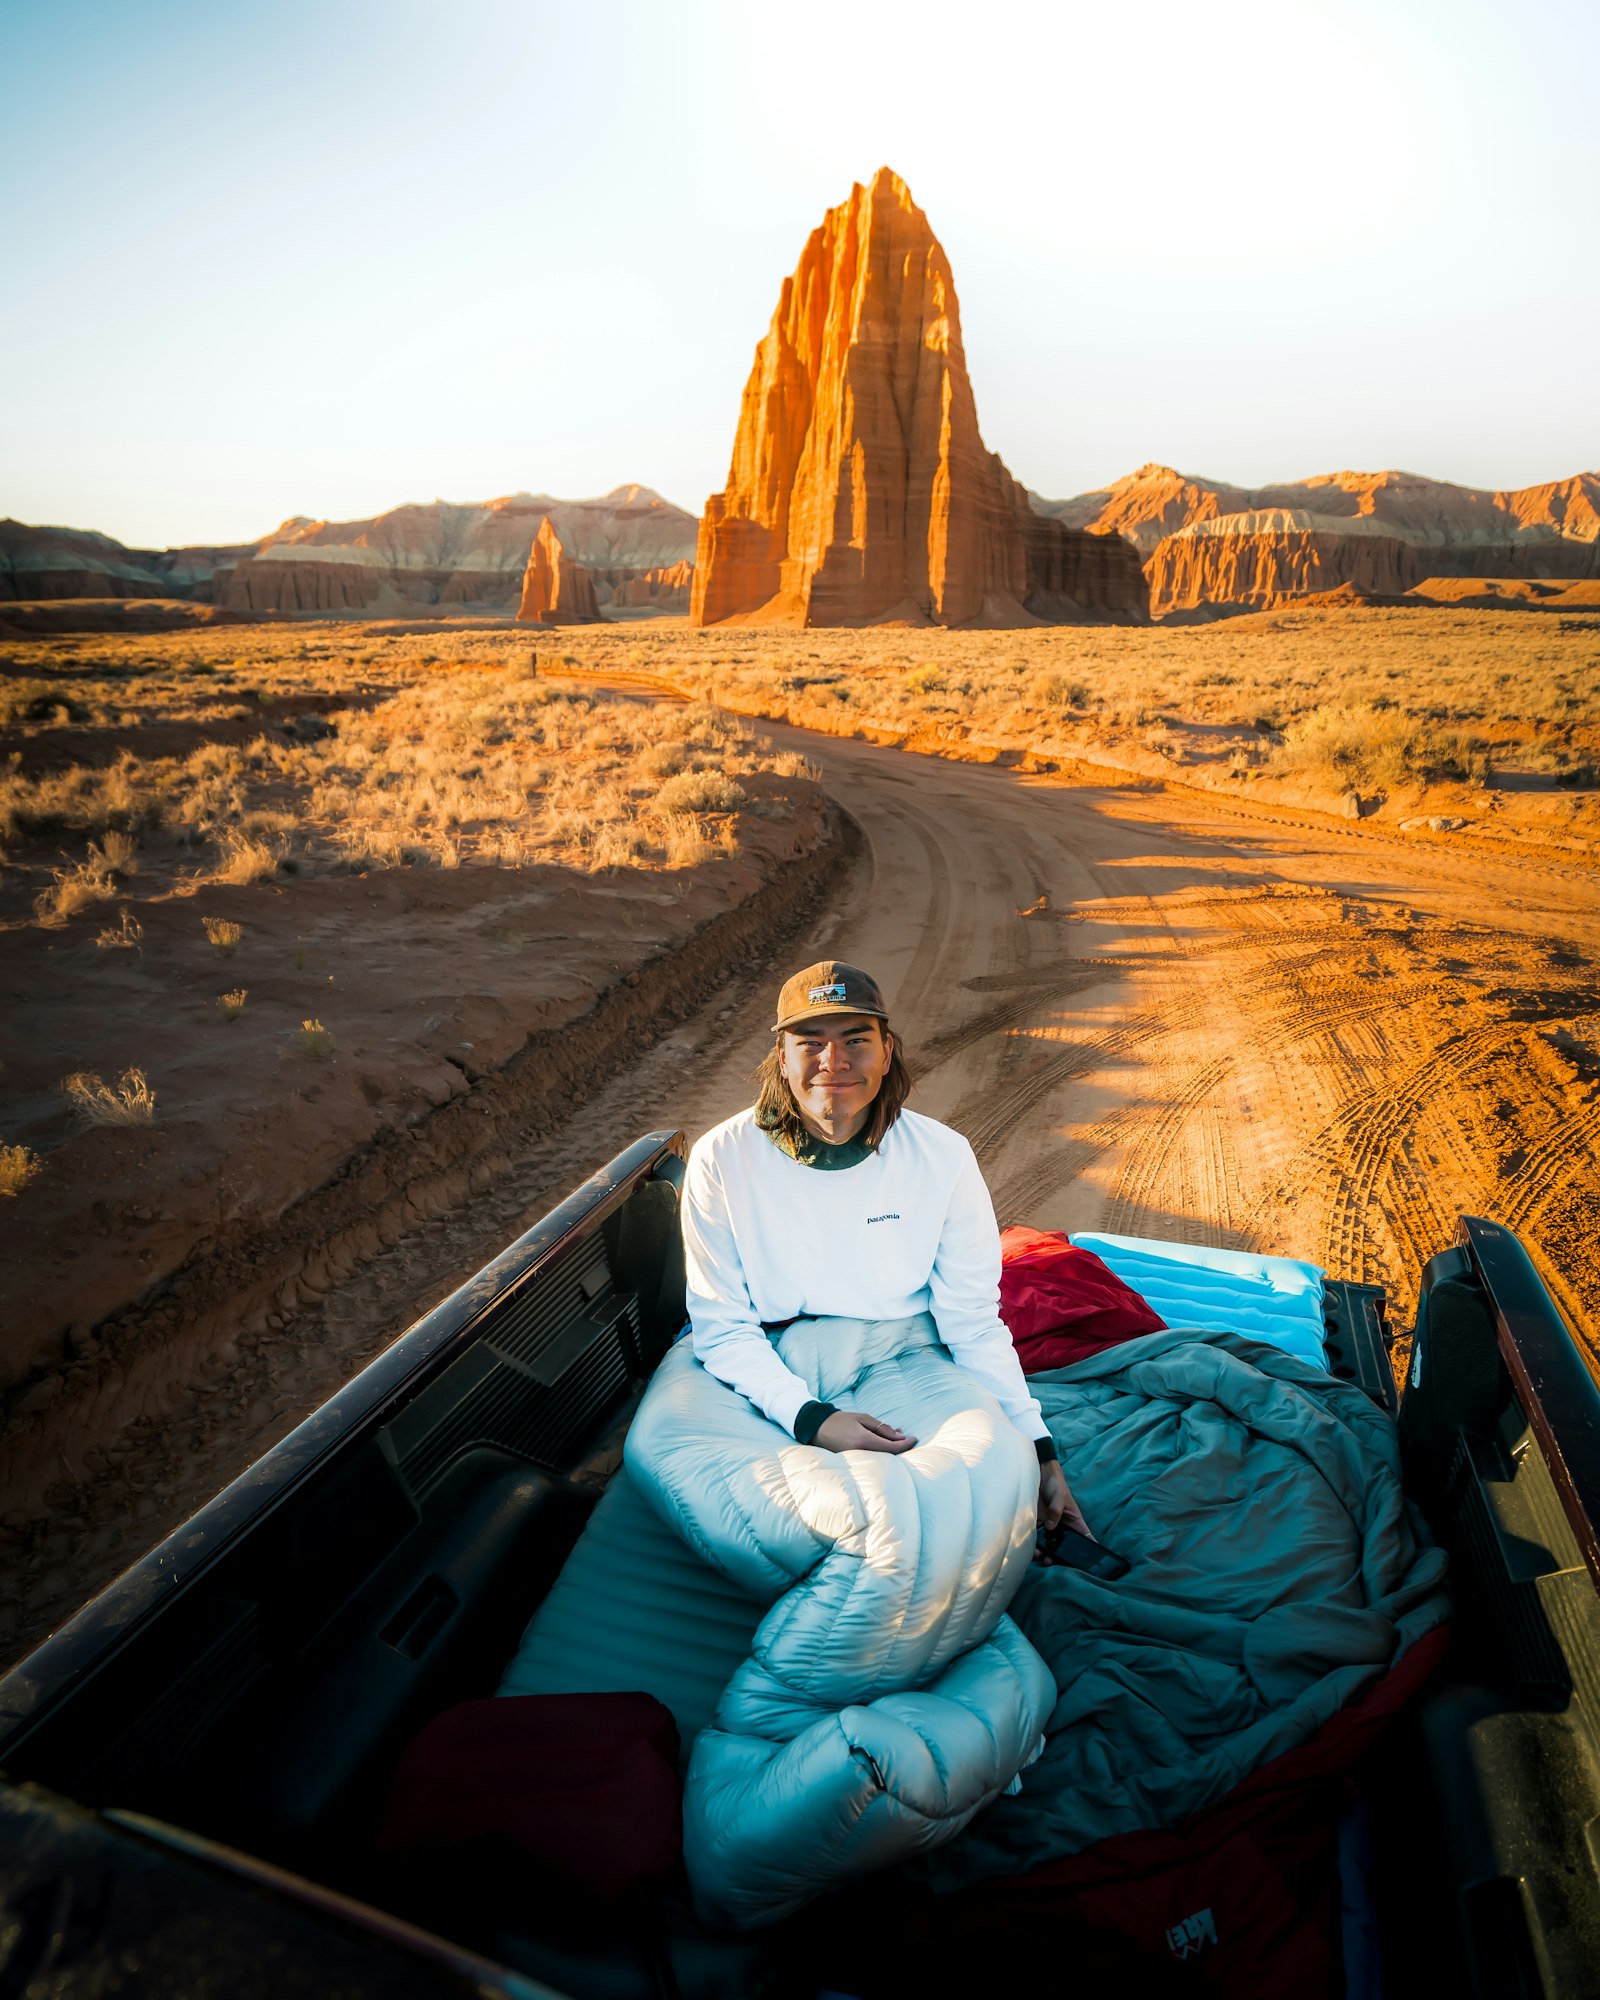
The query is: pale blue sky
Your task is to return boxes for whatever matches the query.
[4,0,1596,549]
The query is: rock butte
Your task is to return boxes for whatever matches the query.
[515,516,603,626]
[691,168,1147,630]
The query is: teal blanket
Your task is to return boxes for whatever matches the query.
[933,1328,1449,1887]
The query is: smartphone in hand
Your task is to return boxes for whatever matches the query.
[1035,1525,1130,1581]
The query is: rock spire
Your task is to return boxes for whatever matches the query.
[516,515,602,625]
[690,167,1145,629]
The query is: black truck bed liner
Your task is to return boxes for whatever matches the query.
[1,1134,1597,1997]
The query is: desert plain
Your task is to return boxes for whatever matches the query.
[4,163,1599,1670]
[1,601,1597,1662]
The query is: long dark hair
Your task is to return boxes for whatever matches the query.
[753,1023,913,1153]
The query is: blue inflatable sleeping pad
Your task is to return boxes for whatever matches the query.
[498,1464,763,1761]
[1070,1231,1329,1371]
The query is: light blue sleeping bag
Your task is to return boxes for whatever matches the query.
[625,1310,1056,1930]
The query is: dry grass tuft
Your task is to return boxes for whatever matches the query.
[208,830,284,884]
[60,1066,156,1126]
[659,814,716,866]
[655,770,749,813]
[0,1144,43,1196]
[33,857,119,927]
[92,830,139,877]
[203,916,243,957]
[297,1018,334,1061]
[216,988,248,1021]
[95,908,144,952]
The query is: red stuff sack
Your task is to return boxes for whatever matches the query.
[377,1690,681,1904]
[999,1225,1165,1371]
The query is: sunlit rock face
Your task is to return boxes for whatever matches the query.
[1146,511,1419,615]
[515,515,603,625]
[1036,466,1600,614]
[691,167,1147,630]
[607,560,694,611]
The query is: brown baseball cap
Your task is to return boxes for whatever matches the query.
[774,960,888,1033]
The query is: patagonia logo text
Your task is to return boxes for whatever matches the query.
[866,1213,901,1225]
[1166,1908,1217,1959]
[808,981,848,1004]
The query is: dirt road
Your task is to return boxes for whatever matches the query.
[12,719,1599,1659]
[162,713,1600,1418]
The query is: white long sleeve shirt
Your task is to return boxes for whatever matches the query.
[681,1105,1049,1444]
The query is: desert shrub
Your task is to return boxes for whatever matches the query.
[0,1144,42,1196]
[0,681,90,725]
[903,665,945,694]
[216,988,248,1021]
[297,1018,334,1060]
[1033,673,1090,708]
[203,916,243,956]
[654,770,749,813]
[1271,704,1488,790]
[61,1066,156,1125]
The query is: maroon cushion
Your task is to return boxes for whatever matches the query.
[377,1691,681,1904]
[999,1226,1166,1372]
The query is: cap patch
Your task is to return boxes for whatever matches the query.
[808,981,848,1004]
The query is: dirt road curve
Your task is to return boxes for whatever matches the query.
[184,715,1600,1415]
[11,720,1599,1660]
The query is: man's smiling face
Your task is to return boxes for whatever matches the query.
[778,1014,894,1143]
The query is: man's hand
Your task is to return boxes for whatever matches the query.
[1038,1459,1093,1538]
[814,1411,917,1454]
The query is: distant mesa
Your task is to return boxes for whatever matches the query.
[0,518,252,605]
[1033,465,1600,616]
[515,516,603,626]
[0,489,699,624]
[690,167,1147,630]
[222,487,695,619]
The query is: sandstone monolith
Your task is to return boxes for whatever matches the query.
[516,516,603,626]
[691,168,1145,629]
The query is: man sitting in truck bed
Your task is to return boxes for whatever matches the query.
[679,958,1084,1537]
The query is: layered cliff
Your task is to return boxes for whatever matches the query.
[223,487,695,616]
[1147,512,1420,615]
[1038,465,1600,614]
[608,560,694,611]
[515,516,603,625]
[692,168,1146,630]
[0,520,255,602]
